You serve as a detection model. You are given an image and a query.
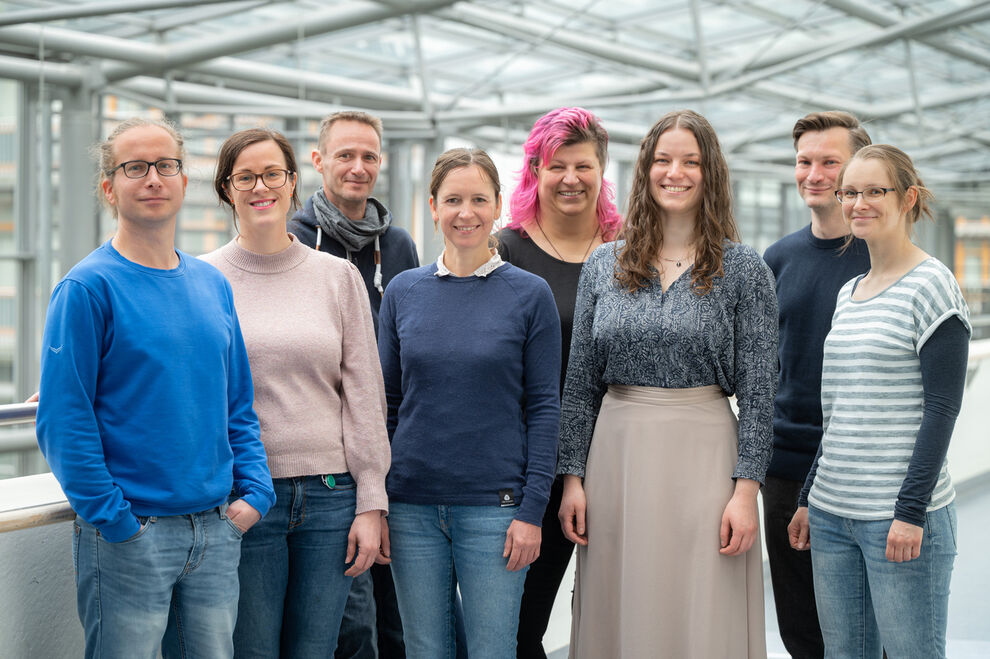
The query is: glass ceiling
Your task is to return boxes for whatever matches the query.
[2,0,990,211]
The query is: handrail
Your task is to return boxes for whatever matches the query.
[0,401,38,426]
[0,499,74,533]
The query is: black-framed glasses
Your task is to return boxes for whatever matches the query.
[835,187,896,203]
[108,158,183,179]
[227,169,294,191]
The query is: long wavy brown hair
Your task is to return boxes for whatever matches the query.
[617,109,739,295]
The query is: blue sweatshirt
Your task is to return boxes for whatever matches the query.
[378,262,561,526]
[36,240,275,542]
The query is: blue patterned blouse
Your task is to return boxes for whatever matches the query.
[557,240,778,483]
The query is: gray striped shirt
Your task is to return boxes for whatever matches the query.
[808,258,970,520]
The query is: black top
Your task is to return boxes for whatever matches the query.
[762,224,871,482]
[497,228,583,392]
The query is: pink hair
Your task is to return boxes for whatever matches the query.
[507,107,622,240]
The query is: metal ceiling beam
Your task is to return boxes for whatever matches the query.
[0,54,85,86]
[0,0,239,28]
[869,79,990,118]
[105,1,273,39]
[186,57,426,108]
[528,0,695,51]
[437,3,699,82]
[0,24,164,65]
[98,0,461,83]
[107,76,442,132]
[0,21,468,110]
[705,1,990,98]
[720,78,990,152]
[707,0,990,81]
[824,0,990,69]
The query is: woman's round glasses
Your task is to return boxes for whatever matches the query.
[227,170,293,191]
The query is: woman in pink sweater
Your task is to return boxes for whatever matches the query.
[201,128,390,657]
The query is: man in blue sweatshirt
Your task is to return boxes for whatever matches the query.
[762,111,871,659]
[36,118,275,659]
[289,110,419,659]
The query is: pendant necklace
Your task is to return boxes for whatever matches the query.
[537,218,600,263]
[659,248,694,268]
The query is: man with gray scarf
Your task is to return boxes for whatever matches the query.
[289,111,419,336]
[288,110,418,658]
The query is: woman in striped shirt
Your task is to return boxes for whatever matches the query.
[788,144,969,659]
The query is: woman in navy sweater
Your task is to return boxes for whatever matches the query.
[377,148,561,659]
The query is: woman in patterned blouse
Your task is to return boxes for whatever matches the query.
[789,145,969,658]
[557,109,777,658]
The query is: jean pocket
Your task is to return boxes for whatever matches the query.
[926,505,957,552]
[222,513,245,538]
[114,516,154,544]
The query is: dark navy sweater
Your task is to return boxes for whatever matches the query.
[377,262,561,526]
[763,224,870,482]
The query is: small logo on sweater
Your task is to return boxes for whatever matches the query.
[49,345,63,354]
[498,489,516,507]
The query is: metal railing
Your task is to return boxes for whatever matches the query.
[0,401,74,533]
[0,489,73,533]
[0,401,37,426]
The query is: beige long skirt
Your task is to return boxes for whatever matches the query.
[569,384,766,659]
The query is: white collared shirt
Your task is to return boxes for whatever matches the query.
[434,250,505,278]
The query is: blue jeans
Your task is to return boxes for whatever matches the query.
[335,570,379,659]
[809,504,957,659]
[388,502,527,659]
[232,474,357,657]
[336,563,468,659]
[73,505,242,659]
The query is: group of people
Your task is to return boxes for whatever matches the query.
[34,103,968,659]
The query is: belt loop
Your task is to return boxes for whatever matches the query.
[219,502,229,518]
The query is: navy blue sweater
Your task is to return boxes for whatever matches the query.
[763,225,870,482]
[378,262,561,526]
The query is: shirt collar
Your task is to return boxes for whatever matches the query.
[434,250,505,278]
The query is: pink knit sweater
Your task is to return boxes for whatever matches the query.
[201,235,389,514]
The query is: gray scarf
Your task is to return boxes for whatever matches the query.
[312,190,391,253]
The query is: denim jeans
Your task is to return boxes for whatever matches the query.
[233,474,357,658]
[336,570,379,659]
[73,505,242,659]
[388,502,528,659]
[809,503,957,659]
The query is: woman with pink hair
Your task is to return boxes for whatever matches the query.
[497,107,621,658]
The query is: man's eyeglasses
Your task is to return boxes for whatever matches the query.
[227,169,294,191]
[835,187,896,203]
[107,158,183,179]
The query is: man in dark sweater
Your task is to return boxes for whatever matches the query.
[762,111,872,659]
[288,111,419,335]
[288,111,418,659]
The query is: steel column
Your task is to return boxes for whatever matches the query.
[57,88,98,276]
